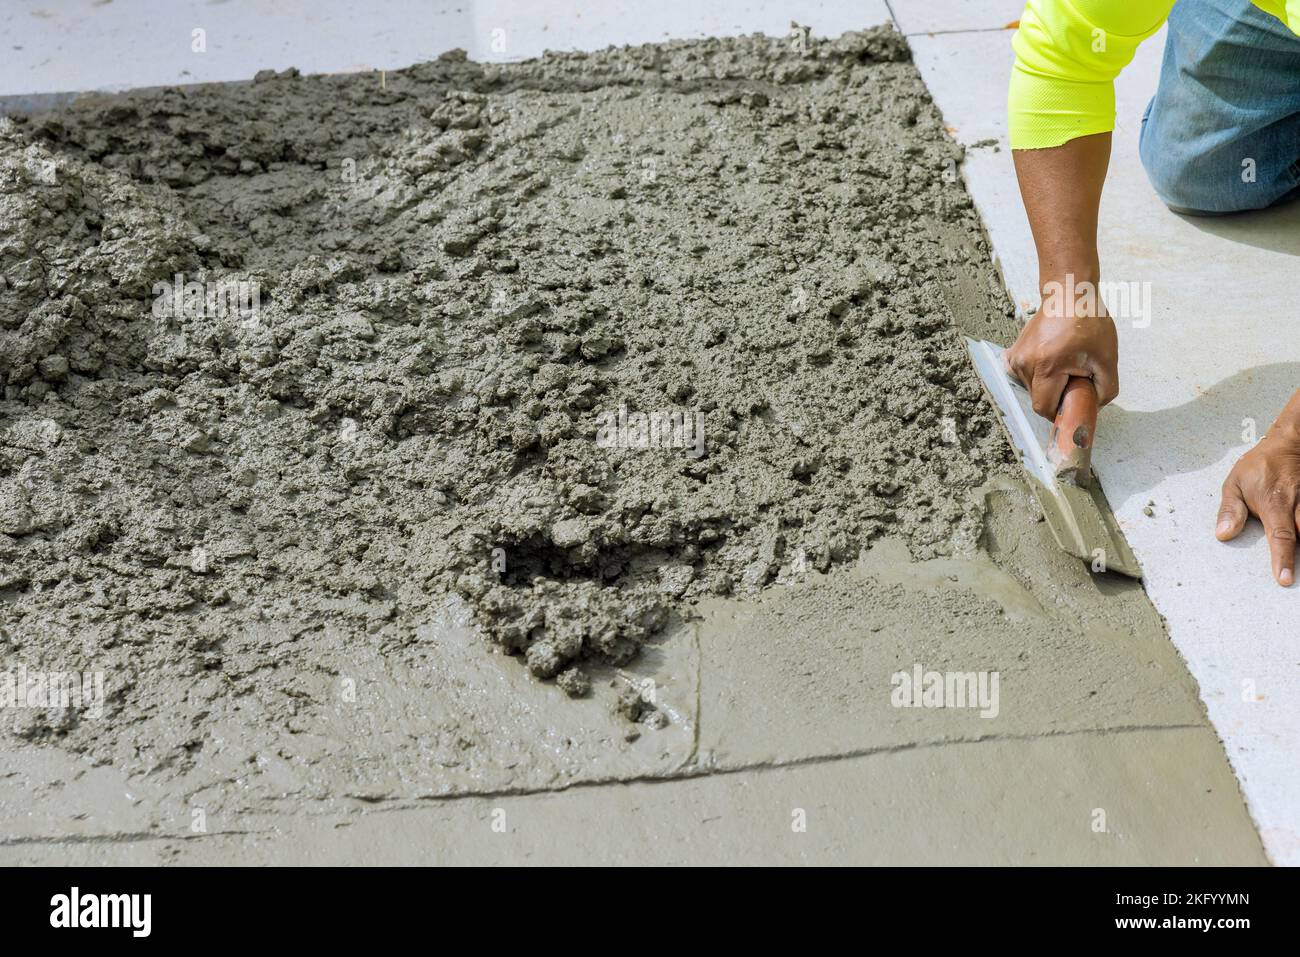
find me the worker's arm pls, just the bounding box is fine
[1002,0,1173,417]
[1007,0,1300,585]
[1004,132,1117,418]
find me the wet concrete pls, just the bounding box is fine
[0,726,1262,865]
[0,472,1266,863]
[1,25,1010,776]
[0,27,1266,863]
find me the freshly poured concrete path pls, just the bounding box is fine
[901,0,1300,865]
[0,496,1267,864]
[0,0,1272,865]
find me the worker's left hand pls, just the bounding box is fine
[1216,406,1300,587]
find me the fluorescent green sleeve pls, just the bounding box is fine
[1008,0,1173,150]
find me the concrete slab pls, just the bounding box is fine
[0,0,892,97]
[0,599,701,836]
[3,477,1264,865]
[471,0,893,61]
[694,480,1208,770]
[888,0,1026,36]
[911,20,1300,864]
[910,29,1018,149]
[0,727,1263,865]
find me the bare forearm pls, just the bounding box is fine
[1012,132,1111,286]
[1003,132,1118,417]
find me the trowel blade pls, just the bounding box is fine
[964,337,1142,579]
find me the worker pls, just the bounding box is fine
[1003,0,1300,585]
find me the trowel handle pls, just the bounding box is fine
[1049,376,1097,481]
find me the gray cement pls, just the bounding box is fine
[0,483,1266,863]
[0,27,1266,864]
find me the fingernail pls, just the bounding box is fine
[1282,568,1294,587]
[1216,519,1231,537]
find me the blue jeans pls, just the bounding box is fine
[1139,0,1300,214]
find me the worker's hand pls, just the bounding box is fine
[1003,279,1119,420]
[1216,408,1300,587]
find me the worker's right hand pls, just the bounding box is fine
[1003,278,1119,421]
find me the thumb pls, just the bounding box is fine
[1215,480,1249,541]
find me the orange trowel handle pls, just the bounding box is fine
[1049,376,1097,482]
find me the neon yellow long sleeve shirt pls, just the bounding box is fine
[1008,0,1300,149]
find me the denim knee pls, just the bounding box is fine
[1139,0,1300,215]
[1140,109,1300,215]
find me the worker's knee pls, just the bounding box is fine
[1137,0,1300,215]
[1139,113,1300,215]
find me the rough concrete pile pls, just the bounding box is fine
[0,27,1013,769]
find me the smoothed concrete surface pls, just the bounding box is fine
[0,481,1265,865]
[0,727,1263,865]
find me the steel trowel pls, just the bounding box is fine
[965,338,1141,579]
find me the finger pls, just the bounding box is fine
[1028,370,1069,420]
[1215,480,1248,541]
[1258,501,1296,586]
[1090,366,1119,407]
[1003,348,1027,387]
